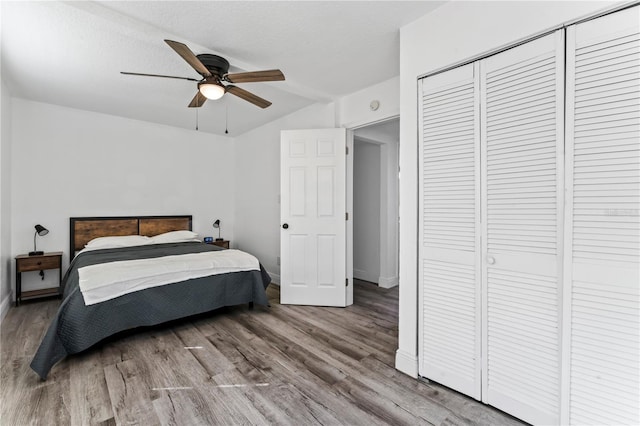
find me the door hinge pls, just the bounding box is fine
[346,212,349,220]
[346,146,349,155]
[346,278,349,287]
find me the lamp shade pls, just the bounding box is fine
[35,224,49,236]
[213,219,222,241]
[199,82,225,100]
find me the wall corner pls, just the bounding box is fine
[0,290,13,323]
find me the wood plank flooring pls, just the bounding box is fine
[0,281,524,425]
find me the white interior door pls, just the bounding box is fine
[280,128,352,307]
[563,7,640,425]
[418,63,482,400]
[480,30,564,426]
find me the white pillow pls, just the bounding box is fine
[150,230,200,244]
[85,235,151,249]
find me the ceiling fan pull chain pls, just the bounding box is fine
[225,106,229,134]
[195,108,199,131]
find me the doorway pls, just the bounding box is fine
[352,118,399,288]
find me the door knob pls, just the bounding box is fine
[282,223,289,229]
[487,256,495,265]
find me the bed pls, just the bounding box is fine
[30,215,271,379]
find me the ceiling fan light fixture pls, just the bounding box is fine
[198,81,225,100]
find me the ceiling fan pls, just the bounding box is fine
[121,40,285,109]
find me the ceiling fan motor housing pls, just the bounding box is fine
[196,54,230,76]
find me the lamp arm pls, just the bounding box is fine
[33,230,38,253]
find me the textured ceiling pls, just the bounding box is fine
[1,1,443,136]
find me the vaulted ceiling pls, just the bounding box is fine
[1,1,444,136]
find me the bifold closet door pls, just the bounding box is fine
[564,7,640,425]
[480,30,564,425]
[418,63,481,399]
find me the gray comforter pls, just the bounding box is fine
[31,242,270,379]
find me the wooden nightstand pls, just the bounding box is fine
[15,252,63,306]
[208,240,230,249]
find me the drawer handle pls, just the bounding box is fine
[37,262,42,266]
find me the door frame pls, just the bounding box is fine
[346,115,400,291]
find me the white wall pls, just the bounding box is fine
[337,76,399,128]
[10,99,236,293]
[0,1,13,321]
[0,78,13,319]
[4,73,398,302]
[233,102,336,283]
[233,75,400,286]
[396,0,617,377]
[353,139,381,283]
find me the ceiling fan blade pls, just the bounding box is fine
[164,39,211,77]
[226,85,272,109]
[223,69,285,83]
[120,71,199,82]
[188,91,207,108]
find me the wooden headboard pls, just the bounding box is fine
[70,215,192,258]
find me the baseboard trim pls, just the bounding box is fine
[0,291,13,324]
[378,275,398,288]
[354,268,378,284]
[267,271,280,286]
[395,349,418,378]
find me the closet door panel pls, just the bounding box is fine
[564,7,640,425]
[418,63,481,399]
[480,31,564,426]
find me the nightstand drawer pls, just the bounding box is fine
[208,240,230,249]
[17,256,61,272]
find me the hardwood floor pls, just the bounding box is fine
[1,281,523,425]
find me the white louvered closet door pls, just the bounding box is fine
[564,7,640,425]
[418,63,481,399]
[480,31,564,425]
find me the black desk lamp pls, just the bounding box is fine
[213,219,222,241]
[29,224,49,256]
